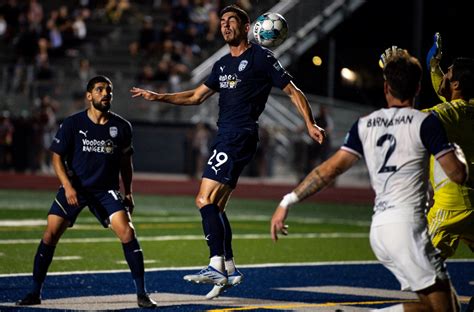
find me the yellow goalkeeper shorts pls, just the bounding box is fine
[427,207,474,258]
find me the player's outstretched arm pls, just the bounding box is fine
[52,152,79,207]
[271,150,358,241]
[130,84,215,106]
[426,32,446,103]
[283,81,325,144]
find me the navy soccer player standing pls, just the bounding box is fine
[130,4,325,299]
[17,76,158,308]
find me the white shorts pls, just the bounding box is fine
[370,220,448,291]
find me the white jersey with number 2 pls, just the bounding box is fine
[342,107,454,226]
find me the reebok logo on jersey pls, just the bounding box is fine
[211,166,221,175]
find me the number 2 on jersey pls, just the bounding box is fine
[377,134,397,173]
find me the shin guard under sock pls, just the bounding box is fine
[200,204,225,257]
[122,239,146,295]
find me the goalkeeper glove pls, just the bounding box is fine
[426,32,442,71]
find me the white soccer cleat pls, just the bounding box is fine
[205,269,243,300]
[183,266,228,286]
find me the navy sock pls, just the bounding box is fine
[200,204,225,257]
[220,212,234,260]
[122,239,146,295]
[32,240,56,295]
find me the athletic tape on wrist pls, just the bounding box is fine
[279,192,299,209]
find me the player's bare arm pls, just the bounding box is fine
[51,152,79,207]
[120,153,135,213]
[283,81,325,144]
[130,84,215,106]
[271,150,358,241]
[437,150,468,185]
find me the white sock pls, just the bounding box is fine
[371,303,404,312]
[209,256,225,273]
[225,258,236,275]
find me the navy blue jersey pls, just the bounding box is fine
[50,110,133,191]
[205,43,292,130]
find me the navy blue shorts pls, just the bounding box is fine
[49,187,126,228]
[202,128,258,188]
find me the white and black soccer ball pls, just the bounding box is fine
[252,12,288,48]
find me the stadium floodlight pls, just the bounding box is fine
[340,67,357,83]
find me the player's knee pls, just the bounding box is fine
[117,225,136,243]
[195,195,211,208]
[42,230,62,245]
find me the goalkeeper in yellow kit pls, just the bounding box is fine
[423,33,474,260]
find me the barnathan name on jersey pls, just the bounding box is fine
[366,115,414,128]
[82,138,115,154]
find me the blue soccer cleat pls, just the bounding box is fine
[183,266,228,286]
[205,269,243,299]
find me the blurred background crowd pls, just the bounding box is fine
[0,0,471,186]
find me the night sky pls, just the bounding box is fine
[289,0,473,109]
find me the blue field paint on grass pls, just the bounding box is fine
[1,261,472,311]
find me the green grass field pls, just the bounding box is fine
[0,189,472,275]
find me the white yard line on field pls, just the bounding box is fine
[0,216,371,227]
[0,232,369,245]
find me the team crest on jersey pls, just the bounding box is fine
[109,126,118,138]
[238,60,248,71]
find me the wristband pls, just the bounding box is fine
[279,192,299,209]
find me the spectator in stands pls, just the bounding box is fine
[190,0,218,42]
[191,121,211,178]
[72,8,88,45]
[77,58,96,86]
[307,105,333,170]
[136,63,157,90]
[105,0,131,24]
[128,15,156,58]
[35,95,59,173]
[34,53,55,97]
[0,0,22,43]
[0,14,7,39]
[26,0,43,29]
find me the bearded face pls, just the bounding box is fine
[88,82,113,112]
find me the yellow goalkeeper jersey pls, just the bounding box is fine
[424,98,474,210]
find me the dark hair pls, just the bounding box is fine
[219,4,250,24]
[383,52,422,101]
[451,57,474,99]
[86,75,112,92]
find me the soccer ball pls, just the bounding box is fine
[252,12,288,48]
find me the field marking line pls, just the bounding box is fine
[0,216,371,227]
[206,299,417,311]
[0,232,369,245]
[0,259,471,278]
